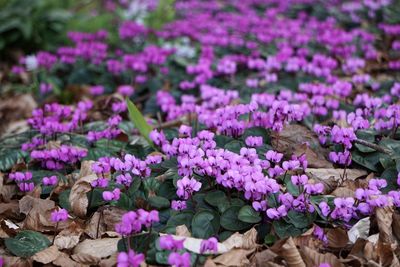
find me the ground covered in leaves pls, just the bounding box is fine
[1,0,400,266]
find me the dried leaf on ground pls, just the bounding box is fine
[0,200,22,220]
[280,237,306,267]
[392,212,400,242]
[32,245,60,264]
[222,228,258,251]
[54,221,83,250]
[99,253,118,267]
[73,238,120,259]
[348,217,371,244]
[306,168,367,182]
[69,173,97,218]
[212,248,254,266]
[176,224,191,237]
[53,252,80,267]
[331,187,356,198]
[2,255,32,267]
[71,253,101,265]
[251,249,279,267]
[327,228,349,248]
[19,195,69,232]
[376,206,395,244]
[301,246,344,267]
[293,226,322,249]
[85,207,125,238]
[271,124,331,168]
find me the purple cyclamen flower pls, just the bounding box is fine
[291,174,308,186]
[43,175,58,186]
[117,85,135,97]
[265,150,283,163]
[266,205,287,220]
[313,226,328,245]
[176,176,201,200]
[51,209,68,222]
[168,252,191,267]
[159,235,185,251]
[200,237,218,254]
[117,249,144,267]
[102,188,121,201]
[319,201,330,217]
[245,136,263,147]
[171,200,187,211]
[179,125,192,137]
[18,182,35,192]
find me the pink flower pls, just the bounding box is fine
[171,200,187,211]
[43,175,58,186]
[117,249,144,267]
[159,235,185,251]
[200,237,218,254]
[51,209,68,223]
[176,176,201,200]
[18,182,35,192]
[168,252,191,267]
[117,85,135,97]
[102,188,121,201]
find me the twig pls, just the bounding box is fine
[354,139,392,154]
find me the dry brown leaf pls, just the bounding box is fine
[32,245,60,264]
[73,238,120,259]
[69,173,97,218]
[54,221,83,250]
[71,253,101,265]
[213,248,254,266]
[293,226,322,249]
[0,183,17,202]
[306,168,367,182]
[294,143,333,168]
[280,237,306,267]
[204,258,219,267]
[327,228,349,248]
[301,246,344,267]
[19,195,69,232]
[251,249,279,267]
[348,217,371,244]
[376,206,395,244]
[79,160,96,177]
[222,228,258,251]
[0,200,22,220]
[176,224,191,237]
[2,255,33,267]
[376,240,397,266]
[52,252,80,267]
[392,212,400,242]
[85,207,125,238]
[99,253,118,267]
[331,187,356,198]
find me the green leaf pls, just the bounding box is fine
[221,206,252,231]
[148,196,170,209]
[167,211,194,229]
[351,151,379,172]
[5,230,51,257]
[59,189,71,211]
[126,99,154,147]
[272,220,303,239]
[0,149,28,171]
[191,210,220,239]
[286,210,314,228]
[224,140,244,154]
[238,205,262,223]
[204,190,228,207]
[117,233,158,253]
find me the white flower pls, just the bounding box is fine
[25,55,38,71]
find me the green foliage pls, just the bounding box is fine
[191,210,220,238]
[0,0,71,56]
[127,99,155,147]
[220,206,252,231]
[238,205,262,224]
[5,230,51,257]
[144,0,176,30]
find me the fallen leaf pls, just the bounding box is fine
[54,221,83,250]
[32,245,60,264]
[73,238,120,259]
[71,253,100,265]
[251,249,278,267]
[85,207,125,239]
[392,212,400,242]
[293,226,322,249]
[53,252,80,267]
[0,200,22,220]
[280,237,306,267]
[306,168,367,182]
[19,195,69,232]
[69,173,97,218]
[348,217,371,244]
[300,246,344,267]
[222,228,258,251]
[176,224,191,237]
[376,206,395,244]
[294,143,333,168]
[99,253,118,267]
[331,187,355,198]
[327,228,349,248]
[2,255,32,267]
[213,248,254,266]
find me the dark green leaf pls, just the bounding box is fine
[148,196,170,209]
[5,230,51,257]
[220,206,252,231]
[191,210,220,239]
[238,205,262,223]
